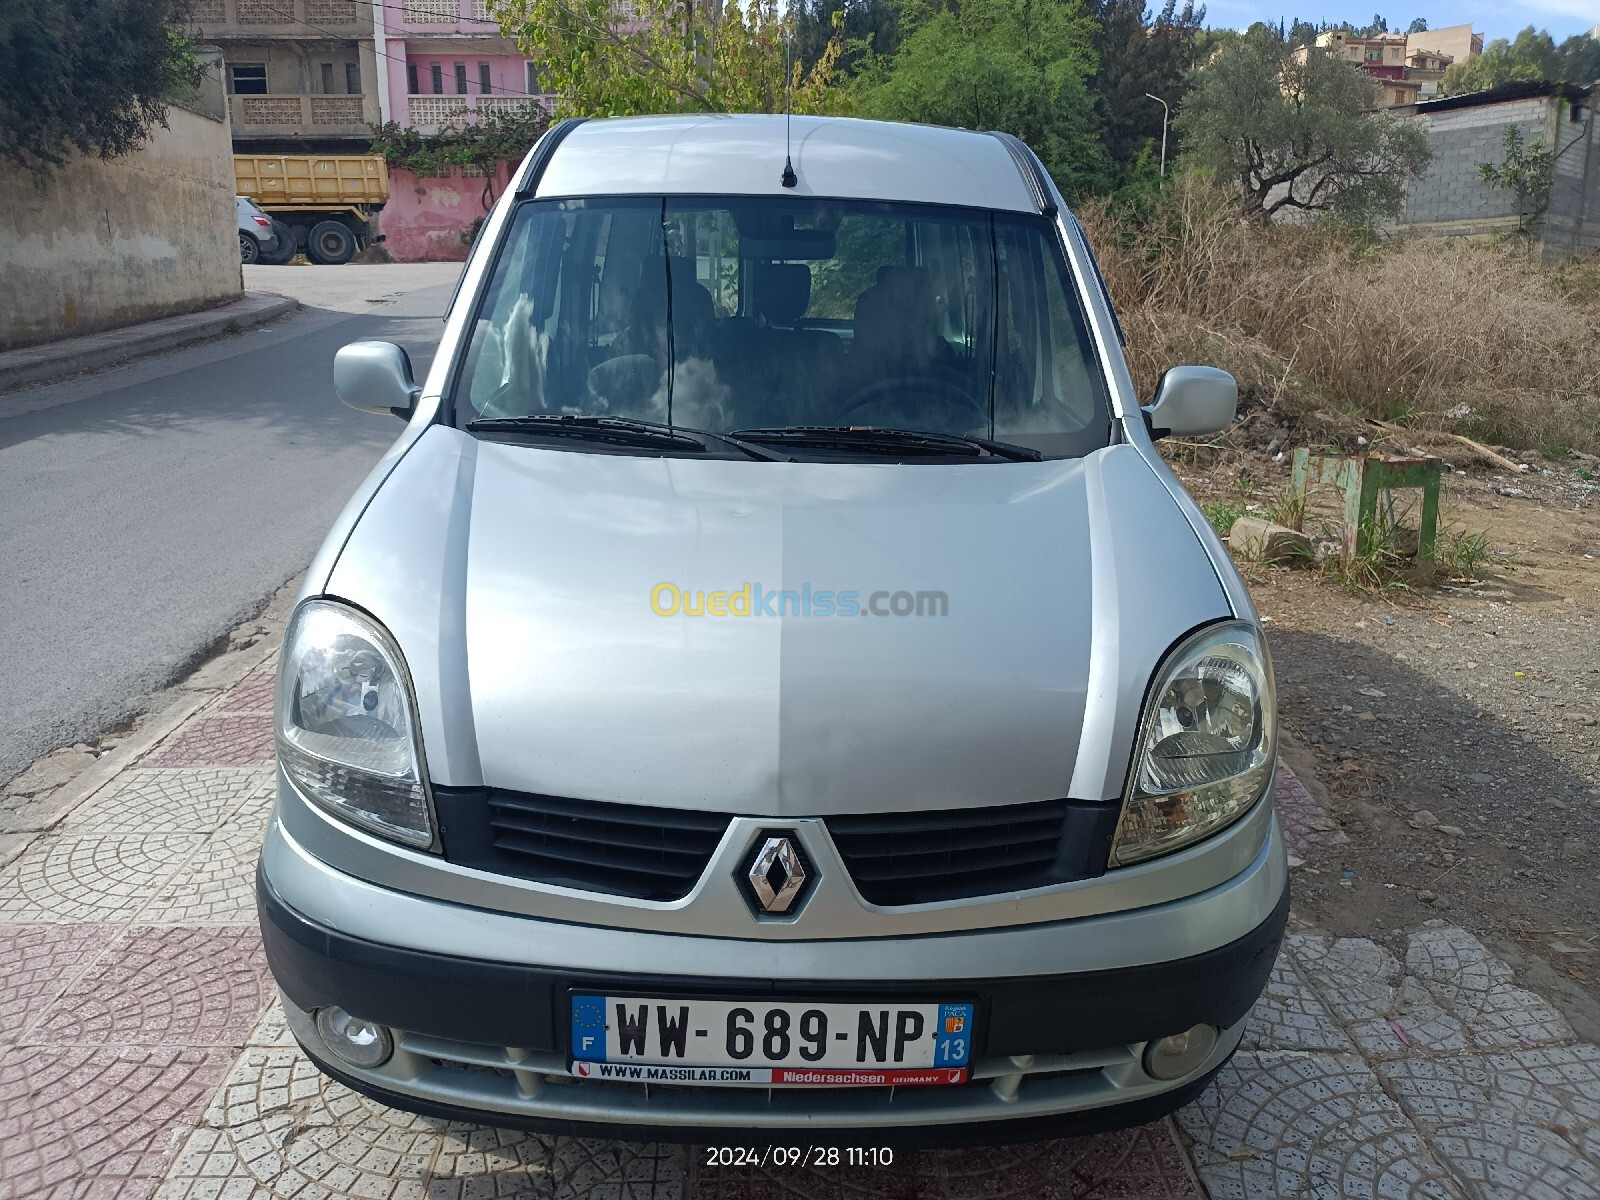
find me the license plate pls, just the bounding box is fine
[569,994,975,1086]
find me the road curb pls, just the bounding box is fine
[6,634,283,838]
[0,292,299,392]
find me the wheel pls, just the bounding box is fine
[239,232,260,264]
[260,220,297,265]
[307,220,357,265]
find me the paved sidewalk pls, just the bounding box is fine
[0,294,297,392]
[2,661,1596,1199]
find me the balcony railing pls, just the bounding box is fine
[406,93,551,131]
[229,92,374,136]
[189,0,372,35]
[398,0,499,25]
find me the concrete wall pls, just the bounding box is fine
[381,164,514,260]
[1399,96,1555,235]
[1407,23,1479,67]
[0,105,242,351]
[220,40,380,142]
[1546,105,1600,260]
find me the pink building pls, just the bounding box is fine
[377,0,552,260]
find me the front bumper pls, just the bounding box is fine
[257,813,1288,1143]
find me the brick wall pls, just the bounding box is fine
[1545,104,1600,259]
[1399,97,1552,230]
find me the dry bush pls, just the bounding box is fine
[1076,174,1600,455]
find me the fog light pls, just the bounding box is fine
[315,1007,393,1069]
[1142,1024,1218,1081]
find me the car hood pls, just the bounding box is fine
[323,428,1233,813]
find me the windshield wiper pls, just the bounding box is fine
[466,414,787,460]
[728,426,1043,462]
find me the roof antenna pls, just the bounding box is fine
[780,26,797,188]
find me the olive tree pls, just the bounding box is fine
[1174,24,1430,223]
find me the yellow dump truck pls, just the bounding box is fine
[235,155,389,265]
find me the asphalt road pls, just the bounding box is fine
[0,268,458,785]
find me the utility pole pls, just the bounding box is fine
[1146,92,1170,181]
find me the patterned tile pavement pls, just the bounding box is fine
[29,926,274,1046]
[145,714,275,768]
[0,924,122,1045]
[0,1046,234,1199]
[2,672,1597,1200]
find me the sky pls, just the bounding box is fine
[1200,0,1599,43]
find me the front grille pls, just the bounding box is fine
[825,800,1069,906]
[436,789,730,901]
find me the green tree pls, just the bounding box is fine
[792,0,899,75]
[1439,26,1600,96]
[494,0,846,117]
[852,0,1108,195]
[1559,32,1600,83]
[1084,0,1206,178]
[1479,123,1555,230]
[1174,24,1430,222]
[0,0,201,173]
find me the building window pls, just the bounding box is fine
[346,62,361,93]
[229,62,268,94]
[407,61,419,94]
[454,62,468,94]
[321,62,335,93]
[525,60,548,95]
[479,62,492,94]
[430,62,443,93]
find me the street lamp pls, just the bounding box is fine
[1146,92,1170,180]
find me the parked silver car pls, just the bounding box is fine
[236,195,277,264]
[259,115,1287,1145]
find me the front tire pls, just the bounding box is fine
[307,220,356,266]
[239,232,260,264]
[260,220,297,265]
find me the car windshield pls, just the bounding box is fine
[454,196,1111,458]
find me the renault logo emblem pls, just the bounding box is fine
[747,835,807,914]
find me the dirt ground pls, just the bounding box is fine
[1173,431,1600,1042]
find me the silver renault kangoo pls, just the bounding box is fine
[259,114,1288,1146]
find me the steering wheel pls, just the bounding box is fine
[835,372,988,433]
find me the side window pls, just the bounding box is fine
[466,208,553,416]
[991,218,1103,435]
[1041,246,1097,429]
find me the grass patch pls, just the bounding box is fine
[1264,484,1307,531]
[1434,528,1502,581]
[1076,176,1600,456]
[1201,500,1247,537]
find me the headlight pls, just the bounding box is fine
[276,600,436,849]
[1109,621,1275,867]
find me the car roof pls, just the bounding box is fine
[532,115,1042,213]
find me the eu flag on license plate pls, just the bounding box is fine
[571,994,607,1061]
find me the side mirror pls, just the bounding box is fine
[1142,366,1237,439]
[334,340,422,419]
